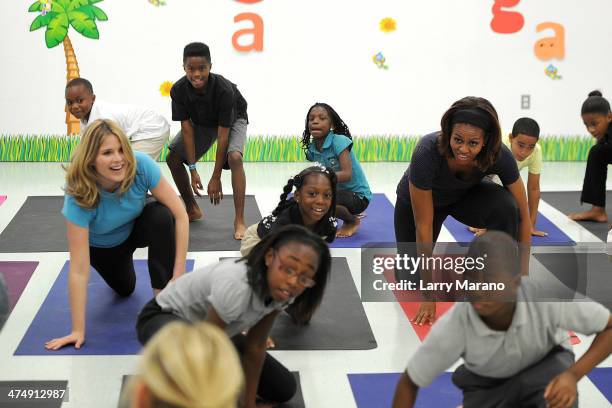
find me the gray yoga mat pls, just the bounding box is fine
[118,373,305,407]
[189,195,262,251]
[0,196,67,252]
[541,191,612,242]
[273,257,377,350]
[221,257,377,350]
[0,195,261,253]
[533,252,612,311]
[271,257,377,350]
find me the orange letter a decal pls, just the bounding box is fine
[232,13,264,52]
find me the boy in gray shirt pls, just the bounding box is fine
[393,232,612,408]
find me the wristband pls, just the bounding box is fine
[188,163,197,171]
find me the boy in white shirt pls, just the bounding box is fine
[65,78,170,161]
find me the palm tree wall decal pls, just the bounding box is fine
[28,0,108,135]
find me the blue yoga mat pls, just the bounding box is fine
[443,212,575,246]
[15,259,194,355]
[331,193,396,248]
[588,368,612,404]
[348,372,461,408]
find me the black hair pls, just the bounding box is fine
[65,77,93,94]
[245,225,331,324]
[301,103,352,154]
[511,117,540,139]
[581,90,611,115]
[466,231,520,282]
[273,165,337,219]
[183,42,211,64]
[438,96,502,172]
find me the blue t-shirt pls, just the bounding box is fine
[306,132,372,201]
[62,152,162,248]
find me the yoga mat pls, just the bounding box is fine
[533,253,612,310]
[330,194,396,248]
[541,191,612,242]
[0,195,262,253]
[587,368,612,404]
[189,195,262,251]
[15,259,194,355]
[222,257,377,350]
[443,213,576,246]
[118,373,305,408]
[0,195,6,206]
[0,196,67,252]
[0,381,68,407]
[348,372,461,408]
[0,261,38,311]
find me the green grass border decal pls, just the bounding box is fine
[0,135,595,162]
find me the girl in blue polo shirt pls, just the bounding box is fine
[45,119,189,351]
[300,102,372,238]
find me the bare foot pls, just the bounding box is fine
[336,218,360,238]
[187,204,203,222]
[568,207,608,223]
[234,220,247,240]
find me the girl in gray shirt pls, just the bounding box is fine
[136,225,331,407]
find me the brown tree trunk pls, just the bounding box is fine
[63,35,80,135]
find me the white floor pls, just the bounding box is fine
[0,161,610,408]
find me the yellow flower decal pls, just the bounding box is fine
[379,17,396,33]
[159,81,173,97]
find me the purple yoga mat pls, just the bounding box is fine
[0,261,38,311]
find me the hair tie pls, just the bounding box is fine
[312,162,330,174]
[293,175,302,187]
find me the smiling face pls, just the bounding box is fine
[93,133,127,191]
[582,112,612,141]
[294,173,333,227]
[449,123,486,164]
[265,242,319,302]
[509,133,538,162]
[65,84,95,120]
[183,56,211,91]
[308,106,333,144]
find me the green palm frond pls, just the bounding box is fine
[28,0,107,48]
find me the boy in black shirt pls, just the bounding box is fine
[167,42,249,240]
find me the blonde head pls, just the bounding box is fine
[124,322,243,408]
[65,119,136,209]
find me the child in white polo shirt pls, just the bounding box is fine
[65,78,170,161]
[393,231,612,408]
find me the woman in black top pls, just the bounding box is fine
[394,96,531,325]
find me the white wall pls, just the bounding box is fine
[1,0,611,137]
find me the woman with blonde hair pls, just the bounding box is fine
[45,119,189,351]
[122,321,243,408]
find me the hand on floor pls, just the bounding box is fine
[411,302,436,326]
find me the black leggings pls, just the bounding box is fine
[136,298,297,403]
[89,201,176,295]
[580,142,612,207]
[394,181,519,281]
